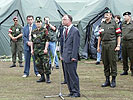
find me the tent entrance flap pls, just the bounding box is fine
[81,7,110,59]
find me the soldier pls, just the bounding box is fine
[120,12,133,76]
[97,10,121,88]
[8,16,23,68]
[31,16,51,83]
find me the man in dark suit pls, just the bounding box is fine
[22,15,40,77]
[62,15,80,97]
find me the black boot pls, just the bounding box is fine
[120,71,128,75]
[10,63,16,68]
[110,76,116,88]
[36,74,45,83]
[131,71,133,76]
[101,76,110,87]
[46,74,51,83]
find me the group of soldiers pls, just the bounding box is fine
[8,10,133,98]
[8,16,58,83]
[98,10,133,88]
[8,14,81,97]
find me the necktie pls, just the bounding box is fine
[65,28,68,38]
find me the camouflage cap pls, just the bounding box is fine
[35,16,42,22]
[123,12,131,16]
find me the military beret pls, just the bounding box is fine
[123,12,131,16]
[104,10,112,14]
[13,16,18,20]
[35,16,42,22]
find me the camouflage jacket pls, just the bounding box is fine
[31,27,49,55]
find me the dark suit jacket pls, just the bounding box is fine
[23,24,36,51]
[62,25,80,63]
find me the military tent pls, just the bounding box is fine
[0,0,133,58]
[0,0,66,56]
[71,0,133,59]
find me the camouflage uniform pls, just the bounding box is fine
[31,27,51,75]
[9,24,23,65]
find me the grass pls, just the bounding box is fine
[0,60,133,100]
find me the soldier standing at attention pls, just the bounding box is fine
[97,10,121,88]
[8,16,23,68]
[31,16,51,83]
[120,12,133,76]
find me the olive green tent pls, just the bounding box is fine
[56,0,133,59]
[74,0,133,59]
[0,0,66,56]
[0,0,133,57]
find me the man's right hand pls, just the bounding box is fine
[27,41,32,46]
[60,56,63,61]
[12,37,17,42]
[31,50,34,55]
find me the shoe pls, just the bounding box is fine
[131,71,133,76]
[36,74,41,77]
[61,81,67,84]
[120,71,128,75]
[22,74,28,78]
[36,78,45,82]
[67,93,73,97]
[46,74,51,83]
[96,62,100,65]
[71,93,80,98]
[110,76,116,88]
[37,74,45,83]
[56,66,59,69]
[101,76,110,87]
[19,63,23,67]
[10,64,16,68]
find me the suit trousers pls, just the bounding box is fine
[24,50,39,76]
[64,61,80,94]
[61,61,67,82]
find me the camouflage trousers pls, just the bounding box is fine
[34,50,51,75]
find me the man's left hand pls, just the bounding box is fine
[71,58,76,61]
[44,49,48,54]
[115,46,120,51]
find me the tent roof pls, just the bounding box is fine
[56,0,87,16]
[0,0,66,23]
[0,0,66,56]
[1,0,133,56]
